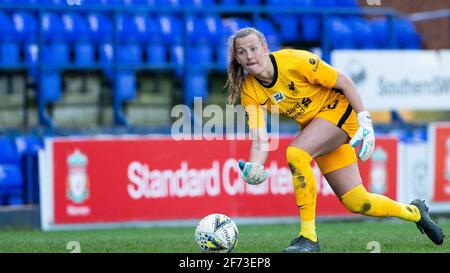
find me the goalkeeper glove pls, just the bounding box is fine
[350,111,375,162]
[238,160,270,185]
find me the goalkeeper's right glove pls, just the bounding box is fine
[350,111,375,162]
[238,160,270,185]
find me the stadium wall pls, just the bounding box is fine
[36,135,397,230]
[36,124,450,231]
[359,0,450,49]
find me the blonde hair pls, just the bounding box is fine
[225,27,268,105]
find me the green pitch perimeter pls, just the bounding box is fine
[0,219,449,253]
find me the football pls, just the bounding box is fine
[194,213,239,253]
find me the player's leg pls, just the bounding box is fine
[314,93,422,223]
[284,117,348,253]
[321,151,445,245]
[324,162,420,220]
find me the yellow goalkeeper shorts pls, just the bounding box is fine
[314,91,358,174]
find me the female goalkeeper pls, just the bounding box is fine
[227,27,444,253]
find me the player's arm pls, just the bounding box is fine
[297,50,364,113]
[334,72,375,162]
[249,126,269,164]
[299,51,375,161]
[333,72,365,113]
[239,93,270,185]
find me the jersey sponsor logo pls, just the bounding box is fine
[272,91,285,103]
[302,97,312,108]
[284,97,313,120]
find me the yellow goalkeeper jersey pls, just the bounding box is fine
[241,49,340,129]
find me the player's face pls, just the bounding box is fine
[234,34,269,76]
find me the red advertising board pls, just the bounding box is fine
[432,124,450,201]
[45,136,398,226]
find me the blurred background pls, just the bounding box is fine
[0,0,449,232]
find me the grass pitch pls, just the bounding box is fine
[0,219,449,253]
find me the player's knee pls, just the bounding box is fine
[340,184,371,214]
[286,146,312,174]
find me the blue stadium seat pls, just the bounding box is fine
[12,12,37,43]
[217,44,227,67]
[131,15,166,65]
[314,0,336,7]
[15,135,43,157]
[87,13,113,44]
[119,0,156,6]
[181,0,215,8]
[0,164,24,205]
[0,137,20,165]
[49,0,68,4]
[38,70,61,127]
[87,13,114,77]
[85,13,140,125]
[371,18,389,48]
[38,12,68,126]
[12,11,38,77]
[118,44,142,65]
[0,11,20,66]
[337,0,358,7]
[158,16,183,66]
[0,137,21,204]
[188,44,213,67]
[186,16,211,45]
[328,16,354,49]
[99,43,114,79]
[185,16,217,66]
[300,14,321,42]
[395,19,421,49]
[113,70,136,125]
[221,17,252,42]
[219,0,239,5]
[83,0,118,5]
[218,18,251,66]
[204,15,223,46]
[267,0,300,43]
[184,70,207,106]
[41,12,69,65]
[15,135,43,204]
[146,43,166,66]
[8,0,40,4]
[256,18,281,51]
[243,0,260,5]
[117,15,142,65]
[288,0,321,42]
[24,44,39,79]
[62,13,95,65]
[349,17,376,49]
[148,0,180,7]
[159,15,183,46]
[170,45,184,75]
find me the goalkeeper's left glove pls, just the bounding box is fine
[238,160,270,185]
[350,111,375,162]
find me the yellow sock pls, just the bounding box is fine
[286,146,318,242]
[299,219,317,242]
[341,184,420,222]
